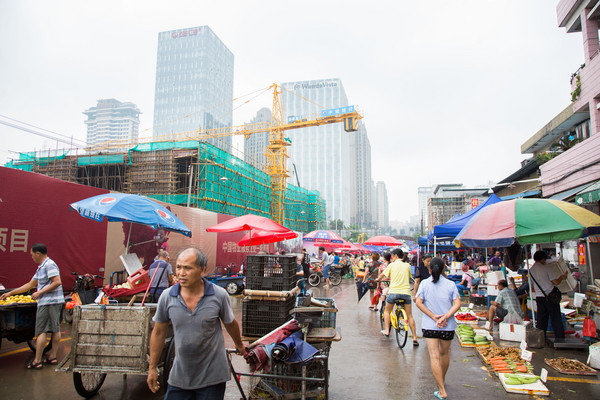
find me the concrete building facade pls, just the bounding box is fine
[374,181,389,229]
[83,99,140,149]
[153,26,233,150]
[243,107,271,170]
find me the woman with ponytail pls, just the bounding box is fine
[415,257,461,400]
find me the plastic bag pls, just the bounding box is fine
[503,311,523,325]
[583,316,597,338]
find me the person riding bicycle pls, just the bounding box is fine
[378,248,419,346]
[317,246,333,288]
[370,252,391,310]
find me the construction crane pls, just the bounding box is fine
[92,83,363,225]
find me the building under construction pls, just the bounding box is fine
[6,140,326,232]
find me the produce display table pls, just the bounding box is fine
[0,302,40,351]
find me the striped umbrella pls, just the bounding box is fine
[454,198,600,248]
[302,230,344,243]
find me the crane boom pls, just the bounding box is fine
[88,83,363,225]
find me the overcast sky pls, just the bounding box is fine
[0,1,584,222]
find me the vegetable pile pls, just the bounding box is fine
[0,295,37,305]
[455,312,478,321]
[503,374,540,386]
[457,325,490,345]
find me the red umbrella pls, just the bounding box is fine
[364,235,402,246]
[206,213,291,233]
[238,230,298,246]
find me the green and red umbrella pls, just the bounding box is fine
[454,198,600,248]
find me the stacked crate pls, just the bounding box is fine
[242,255,298,337]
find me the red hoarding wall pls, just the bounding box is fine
[0,167,109,289]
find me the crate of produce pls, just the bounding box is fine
[245,255,298,291]
[294,297,337,329]
[242,297,295,337]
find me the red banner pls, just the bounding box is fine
[0,167,109,289]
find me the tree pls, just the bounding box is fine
[328,219,344,231]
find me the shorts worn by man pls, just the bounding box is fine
[147,248,245,400]
[0,243,65,369]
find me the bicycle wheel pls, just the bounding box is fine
[308,273,320,287]
[73,372,107,398]
[329,272,342,286]
[395,308,408,349]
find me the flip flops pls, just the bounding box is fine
[413,340,419,347]
[27,361,43,370]
[380,330,389,337]
[433,390,447,399]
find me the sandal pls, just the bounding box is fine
[45,357,58,365]
[27,361,43,370]
[380,330,389,337]
[413,340,420,347]
[434,390,447,399]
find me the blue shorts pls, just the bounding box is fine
[386,293,412,305]
[323,264,330,279]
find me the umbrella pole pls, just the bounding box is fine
[524,245,536,328]
[126,222,133,254]
[586,237,595,284]
[434,236,437,257]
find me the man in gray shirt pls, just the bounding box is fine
[147,247,245,399]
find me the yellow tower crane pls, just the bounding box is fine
[103,83,363,225]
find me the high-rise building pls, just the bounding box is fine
[374,181,389,229]
[83,99,140,149]
[417,186,433,233]
[153,26,233,150]
[243,107,271,170]
[280,78,353,223]
[349,121,373,227]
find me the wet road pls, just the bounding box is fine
[1,279,599,399]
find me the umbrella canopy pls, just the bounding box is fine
[206,213,290,233]
[454,198,600,248]
[433,194,502,240]
[70,193,191,237]
[238,230,298,246]
[303,230,344,243]
[364,235,402,246]
[356,280,370,302]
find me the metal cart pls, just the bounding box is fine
[0,302,52,353]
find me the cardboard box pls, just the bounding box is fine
[546,257,577,293]
[499,321,531,342]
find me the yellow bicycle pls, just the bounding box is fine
[380,297,409,348]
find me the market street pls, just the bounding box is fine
[0,279,598,399]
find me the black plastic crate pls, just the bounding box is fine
[258,355,329,395]
[245,255,298,291]
[294,297,337,329]
[242,297,295,337]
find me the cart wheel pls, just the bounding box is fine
[73,372,107,398]
[308,273,320,287]
[225,281,240,295]
[26,338,52,354]
[162,340,175,389]
[64,308,73,323]
[330,272,342,286]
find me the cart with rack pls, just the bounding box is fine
[56,303,174,398]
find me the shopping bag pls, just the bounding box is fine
[583,316,597,338]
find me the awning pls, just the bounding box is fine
[575,180,600,204]
[549,182,596,201]
[500,189,540,201]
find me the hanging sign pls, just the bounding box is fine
[578,243,586,265]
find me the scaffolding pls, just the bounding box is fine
[6,140,325,232]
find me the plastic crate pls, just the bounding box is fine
[245,255,298,291]
[242,297,295,337]
[295,297,337,329]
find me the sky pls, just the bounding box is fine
[0,1,584,223]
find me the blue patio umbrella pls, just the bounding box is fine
[70,193,192,248]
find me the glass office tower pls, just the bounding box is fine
[281,78,352,224]
[153,26,233,150]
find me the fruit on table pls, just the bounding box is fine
[0,295,37,305]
